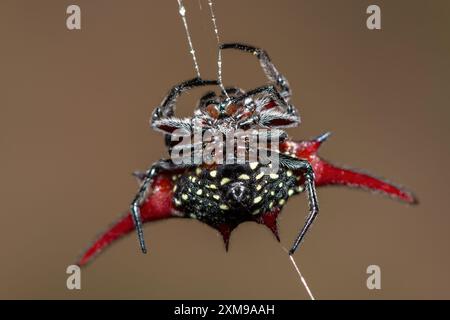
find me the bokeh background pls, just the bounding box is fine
[0,0,449,299]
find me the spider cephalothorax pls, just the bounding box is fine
[77,43,417,266]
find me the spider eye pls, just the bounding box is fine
[206,104,220,119]
[225,104,239,116]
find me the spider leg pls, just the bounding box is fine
[236,85,286,109]
[258,108,300,128]
[130,159,184,253]
[151,77,218,123]
[291,168,318,255]
[220,43,292,101]
[223,86,246,97]
[235,85,299,128]
[277,154,319,255]
[152,117,193,135]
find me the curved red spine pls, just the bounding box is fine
[280,133,417,204]
[77,174,176,266]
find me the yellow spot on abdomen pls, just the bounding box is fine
[253,196,262,204]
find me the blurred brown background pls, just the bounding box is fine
[0,0,449,299]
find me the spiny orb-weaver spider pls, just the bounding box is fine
[78,43,417,266]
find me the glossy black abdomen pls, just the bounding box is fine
[172,162,303,227]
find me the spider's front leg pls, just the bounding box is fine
[220,43,292,101]
[152,77,218,120]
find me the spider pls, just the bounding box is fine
[77,43,417,266]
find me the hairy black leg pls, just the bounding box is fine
[220,43,291,101]
[223,86,246,97]
[277,154,319,255]
[237,85,297,115]
[130,159,180,253]
[152,78,219,135]
[151,77,218,123]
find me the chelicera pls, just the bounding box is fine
[78,43,417,266]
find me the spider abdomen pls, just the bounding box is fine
[172,163,303,227]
